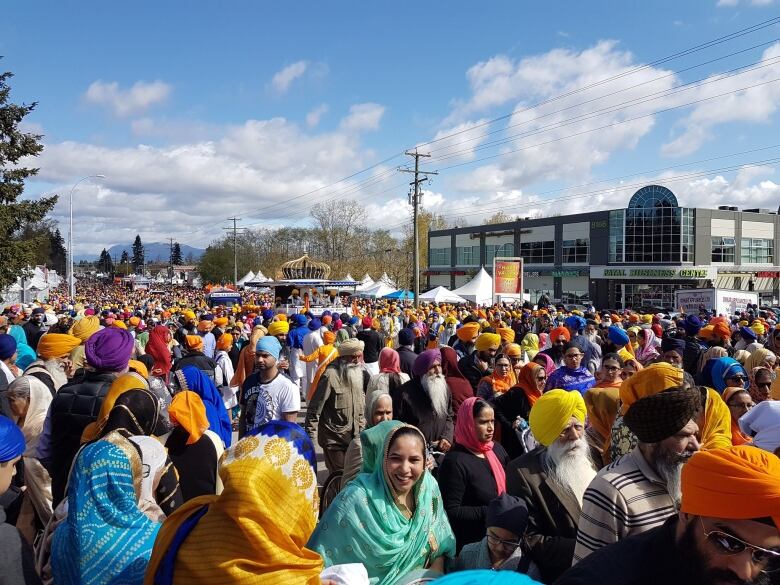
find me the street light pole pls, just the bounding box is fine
[68,174,105,300]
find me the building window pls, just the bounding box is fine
[620,283,693,310]
[486,243,515,265]
[741,238,774,264]
[456,245,480,266]
[429,247,451,266]
[562,239,589,263]
[520,240,555,264]
[711,237,735,263]
[609,210,624,263]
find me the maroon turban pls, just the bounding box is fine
[85,327,134,372]
[412,349,442,377]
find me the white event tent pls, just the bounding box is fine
[451,267,493,305]
[419,286,468,304]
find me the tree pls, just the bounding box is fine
[120,250,129,265]
[49,228,66,274]
[0,67,57,293]
[98,249,113,275]
[170,242,183,265]
[485,211,514,224]
[131,235,144,272]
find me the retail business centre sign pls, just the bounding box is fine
[590,266,717,280]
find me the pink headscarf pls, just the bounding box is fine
[533,352,556,377]
[454,397,506,496]
[379,347,401,374]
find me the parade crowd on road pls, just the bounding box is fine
[0,282,778,585]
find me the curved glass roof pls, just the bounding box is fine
[628,185,678,209]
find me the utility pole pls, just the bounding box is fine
[224,218,244,287]
[400,150,437,308]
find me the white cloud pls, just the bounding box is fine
[270,61,309,93]
[83,80,171,117]
[31,106,387,255]
[718,0,774,5]
[340,103,385,132]
[306,103,329,128]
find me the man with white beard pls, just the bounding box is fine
[573,379,702,564]
[305,338,369,475]
[506,389,594,584]
[394,349,454,454]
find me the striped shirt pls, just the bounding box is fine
[572,446,676,564]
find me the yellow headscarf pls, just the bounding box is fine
[520,333,539,360]
[744,347,775,373]
[80,372,148,443]
[529,389,586,447]
[144,427,323,584]
[699,388,733,451]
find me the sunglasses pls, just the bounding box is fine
[700,518,780,573]
[727,375,748,382]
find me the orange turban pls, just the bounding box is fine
[217,333,233,351]
[610,314,620,323]
[70,315,100,342]
[323,331,336,345]
[185,335,204,352]
[128,316,141,327]
[549,326,571,343]
[497,327,515,344]
[214,317,228,328]
[699,325,715,340]
[456,322,480,342]
[629,314,639,323]
[681,445,780,529]
[712,322,732,340]
[276,314,288,321]
[168,390,209,445]
[504,343,522,358]
[475,333,501,352]
[37,333,81,359]
[619,362,684,415]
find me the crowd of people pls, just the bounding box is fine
[0,284,778,584]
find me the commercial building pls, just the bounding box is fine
[426,185,780,309]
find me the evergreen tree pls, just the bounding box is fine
[0,67,57,293]
[120,250,129,264]
[171,242,183,265]
[98,248,113,274]
[131,235,144,272]
[49,228,67,274]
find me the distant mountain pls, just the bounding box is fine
[74,242,205,264]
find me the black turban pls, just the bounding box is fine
[624,386,702,443]
[660,337,686,356]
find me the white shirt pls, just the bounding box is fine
[251,372,300,428]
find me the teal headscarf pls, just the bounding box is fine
[431,569,543,584]
[309,423,455,585]
[8,325,36,370]
[51,439,160,585]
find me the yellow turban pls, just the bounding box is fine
[456,322,480,342]
[267,321,290,336]
[183,309,196,321]
[497,327,515,344]
[529,389,587,447]
[70,316,100,343]
[619,362,684,415]
[128,359,149,380]
[751,322,766,336]
[475,333,501,352]
[681,445,780,529]
[112,320,127,330]
[37,333,81,359]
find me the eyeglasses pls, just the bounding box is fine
[602,365,620,372]
[727,375,748,383]
[700,518,780,573]
[487,533,522,549]
[564,353,583,359]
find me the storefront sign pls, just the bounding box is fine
[493,257,524,300]
[591,265,717,280]
[590,220,608,229]
[756,271,780,278]
[552,269,589,278]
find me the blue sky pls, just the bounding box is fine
[3,1,780,255]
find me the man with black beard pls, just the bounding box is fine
[304,338,369,475]
[506,389,597,583]
[573,381,702,563]
[556,446,780,585]
[394,349,453,453]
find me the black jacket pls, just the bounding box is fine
[396,346,417,378]
[458,353,491,391]
[22,321,44,351]
[172,352,218,386]
[356,329,383,364]
[48,371,117,505]
[393,378,454,446]
[491,387,534,459]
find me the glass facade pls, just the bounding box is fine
[486,242,515,265]
[711,237,735,263]
[741,238,774,263]
[609,210,624,263]
[620,283,694,309]
[562,239,589,263]
[429,247,451,266]
[456,245,480,266]
[616,185,695,263]
[519,241,555,264]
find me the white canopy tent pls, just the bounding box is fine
[419,286,468,304]
[358,282,397,299]
[1,266,63,303]
[237,270,256,286]
[355,275,376,292]
[253,270,271,282]
[343,273,356,282]
[451,267,493,305]
[378,272,396,288]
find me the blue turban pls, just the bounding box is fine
[309,318,322,331]
[0,414,25,462]
[291,314,307,328]
[564,315,586,332]
[432,569,543,584]
[683,315,702,336]
[253,317,262,327]
[262,309,275,321]
[256,336,282,361]
[349,316,359,326]
[739,326,757,341]
[608,325,630,347]
[0,334,17,361]
[322,310,331,317]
